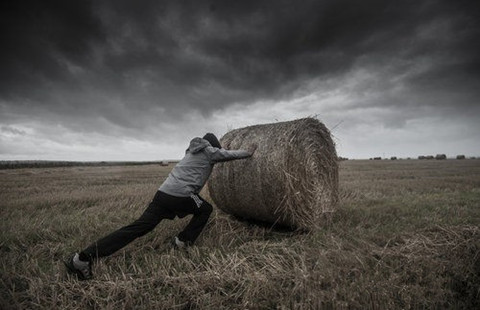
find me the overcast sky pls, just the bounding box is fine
[1,0,479,161]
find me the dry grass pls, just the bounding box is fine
[209,118,338,230]
[1,160,479,309]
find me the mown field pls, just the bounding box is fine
[1,160,479,309]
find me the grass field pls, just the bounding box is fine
[1,160,479,309]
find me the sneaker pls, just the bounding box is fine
[172,237,193,250]
[174,236,186,249]
[64,253,93,280]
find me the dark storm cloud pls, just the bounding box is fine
[1,0,479,130]
[0,0,105,99]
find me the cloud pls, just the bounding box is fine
[1,0,479,159]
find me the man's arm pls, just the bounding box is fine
[207,145,256,163]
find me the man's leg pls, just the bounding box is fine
[176,194,213,245]
[80,191,170,260]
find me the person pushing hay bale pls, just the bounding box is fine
[208,117,339,230]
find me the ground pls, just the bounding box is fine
[1,160,479,309]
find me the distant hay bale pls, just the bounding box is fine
[159,160,169,166]
[435,154,447,160]
[208,118,338,230]
[456,155,465,160]
[390,156,397,160]
[373,157,382,160]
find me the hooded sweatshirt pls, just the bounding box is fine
[159,137,251,197]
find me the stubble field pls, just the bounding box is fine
[1,159,479,309]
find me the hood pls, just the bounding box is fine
[188,137,211,154]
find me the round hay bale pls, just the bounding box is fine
[208,118,338,230]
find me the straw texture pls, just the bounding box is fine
[208,118,338,230]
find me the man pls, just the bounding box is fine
[65,133,254,280]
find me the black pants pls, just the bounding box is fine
[81,191,213,260]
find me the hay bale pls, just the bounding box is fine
[435,154,447,160]
[456,155,465,160]
[208,118,338,230]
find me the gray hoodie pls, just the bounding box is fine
[159,137,251,197]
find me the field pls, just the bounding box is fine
[1,160,479,309]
